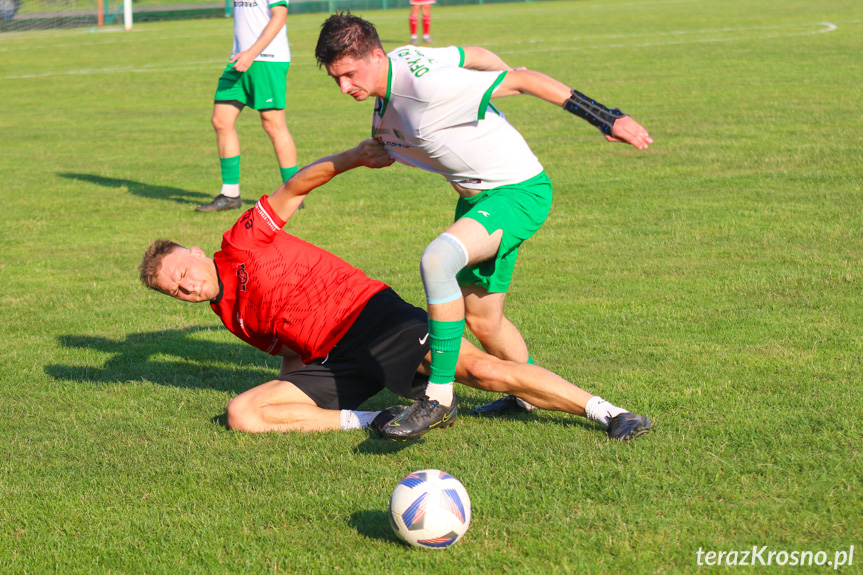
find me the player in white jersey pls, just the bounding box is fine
[315,13,653,439]
[371,44,543,190]
[197,0,299,213]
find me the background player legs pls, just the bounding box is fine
[259,108,298,178]
[409,3,433,44]
[409,5,419,43]
[213,102,243,160]
[421,4,432,43]
[198,102,245,211]
[462,286,529,363]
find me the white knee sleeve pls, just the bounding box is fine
[420,233,469,304]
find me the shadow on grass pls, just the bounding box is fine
[349,510,401,544]
[57,173,254,207]
[211,411,230,429]
[46,327,273,394]
[47,327,599,438]
[354,430,421,456]
[466,408,598,430]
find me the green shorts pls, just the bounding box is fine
[455,171,553,293]
[214,60,290,110]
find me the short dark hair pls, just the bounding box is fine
[139,239,182,292]
[315,12,384,68]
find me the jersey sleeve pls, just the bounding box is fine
[269,0,287,7]
[221,195,286,252]
[425,45,464,67]
[422,66,508,129]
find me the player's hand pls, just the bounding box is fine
[230,51,256,73]
[605,116,653,150]
[356,139,395,169]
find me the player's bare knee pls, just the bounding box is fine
[212,114,234,134]
[260,116,287,138]
[226,395,256,432]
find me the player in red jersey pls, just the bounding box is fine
[139,140,652,440]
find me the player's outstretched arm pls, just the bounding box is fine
[494,69,653,150]
[460,46,515,71]
[267,139,394,222]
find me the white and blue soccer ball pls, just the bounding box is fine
[388,469,472,549]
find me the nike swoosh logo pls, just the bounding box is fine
[419,333,429,345]
[430,409,453,428]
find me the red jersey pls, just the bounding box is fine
[210,196,388,363]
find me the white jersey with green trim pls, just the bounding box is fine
[372,45,543,191]
[231,0,290,63]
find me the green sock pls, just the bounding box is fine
[280,165,298,183]
[428,318,465,385]
[528,356,535,365]
[220,155,240,185]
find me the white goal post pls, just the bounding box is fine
[123,0,130,29]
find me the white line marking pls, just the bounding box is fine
[491,21,839,56]
[2,59,226,79]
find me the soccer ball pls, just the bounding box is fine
[388,469,472,549]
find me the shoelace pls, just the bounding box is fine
[407,399,439,419]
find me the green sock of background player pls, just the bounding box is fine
[279,165,298,182]
[220,160,297,200]
[280,165,301,208]
[219,155,241,198]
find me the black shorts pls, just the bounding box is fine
[280,288,430,410]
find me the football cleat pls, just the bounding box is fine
[196,194,242,212]
[372,405,407,435]
[607,412,653,441]
[381,397,457,440]
[470,395,535,416]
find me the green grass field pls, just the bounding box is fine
[1,0,862,572]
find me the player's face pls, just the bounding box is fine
[155,247,220,303]
[326,51,387,101]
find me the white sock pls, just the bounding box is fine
[424,381,454,406]
[220,183,240,198]
[515,397,537,411]
[339,410,381,430]
[584,396,627,428]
